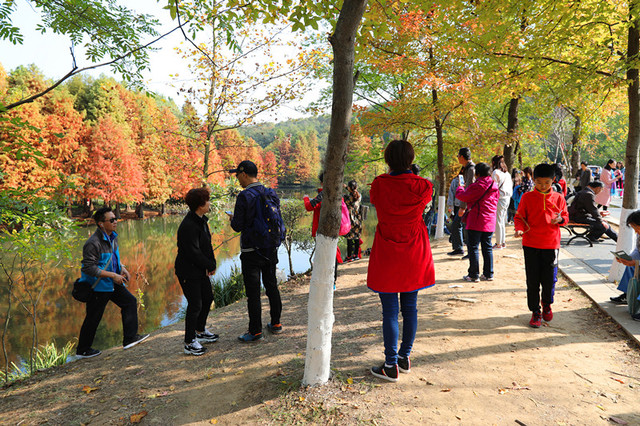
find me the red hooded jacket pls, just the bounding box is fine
[366,173,435,293]
[514,189,569,249]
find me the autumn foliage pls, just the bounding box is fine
[0,66,332,209]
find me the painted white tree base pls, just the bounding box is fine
[302,234,337,386]
[435,195,446,239]
[609,207,635,282]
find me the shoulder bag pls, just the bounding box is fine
[72,251,114,303]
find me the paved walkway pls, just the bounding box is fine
[558,195,640,346]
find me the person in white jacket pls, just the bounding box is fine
[491,155,513,249]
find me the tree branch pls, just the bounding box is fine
[1,23,186,112]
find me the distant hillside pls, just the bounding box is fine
[239,115,331,149]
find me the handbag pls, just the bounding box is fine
[339,198,352,236]
[72,251,114,303]
[627,266,640,316]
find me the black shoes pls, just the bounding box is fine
[267,323,283,334]
[123,333,150,350]
[76,348,101,358]
[610,294,627,305]
[238,332,264,342]
[370,363,399,382]
[447,249,464,256]
[397,356,411,373]
[196,329,219,343]
[184,339,206,356]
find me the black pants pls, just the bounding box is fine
[77,284,138,352]
[240,249,282,335]
[523,246,557,312]
[449,209,465,251]
[347,238,360,259]
[178,275,214,343]
[581,218,618,241]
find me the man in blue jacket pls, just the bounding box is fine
[76,207,148,358]
[227,160,283,342]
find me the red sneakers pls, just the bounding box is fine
[542,304,553,322]
[529,312,542,328]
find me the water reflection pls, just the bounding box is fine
[0,201,377,366]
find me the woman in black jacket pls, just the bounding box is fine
[175,187,218,355]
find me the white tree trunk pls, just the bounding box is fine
[435,195,446,239]
[302,234,337,385]
[609,208,636,282]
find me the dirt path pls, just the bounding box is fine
[1,236,640,425]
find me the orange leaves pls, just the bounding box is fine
[130,411,148,423]
[81,385,99,394]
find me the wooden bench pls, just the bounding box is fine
[561,222,592,247]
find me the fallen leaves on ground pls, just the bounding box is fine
[147,391,169,399]
[130,411,148,423]
[81,386,99,394]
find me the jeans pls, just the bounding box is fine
[178,275,214,343]
[617,265,635,293]
[466,230,493,279]
[495,196,510,246]
[240,249,282,335]
[523,246,557,312]
[378,291,418,365]
[449,211,465,251]
[77,284,138,352]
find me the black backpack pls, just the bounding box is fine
[248,187,286,249]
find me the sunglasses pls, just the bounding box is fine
[107,218,117,223]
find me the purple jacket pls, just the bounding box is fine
[455,176,499,232]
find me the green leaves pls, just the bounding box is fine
[0,0,22,44]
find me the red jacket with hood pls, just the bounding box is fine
[514,189,569,249]
[366,172,435,293]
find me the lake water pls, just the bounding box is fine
[0,200,378,366]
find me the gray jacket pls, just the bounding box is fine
[459,161,475,209]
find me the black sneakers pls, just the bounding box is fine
[397,356,411,373]
[123,333,150,350]
[610,294,627,305]
[267,323,283,334]
[370,363,399,382]
[184,339,206,356]
[196,329,219,343]
[447,249,464,256]
[76,348,101,358]
[238,332,264,342]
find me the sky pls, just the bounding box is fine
[0,1,326,123]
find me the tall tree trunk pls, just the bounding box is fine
[569,113,582,180]
[610,1,640,282]
[503,97,520,171]
[161,203,166,216]
[303,0,367,387]
[115,203,121,219]
[135,202,144,219]
[432,86,446,239]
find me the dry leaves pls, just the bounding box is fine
[81,385,99,394]
[130,411,148,423]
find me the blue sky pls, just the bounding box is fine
[1,1,323,122]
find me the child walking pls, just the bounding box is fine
[514,164,569,328]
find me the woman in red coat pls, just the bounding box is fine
[367,140,435,382]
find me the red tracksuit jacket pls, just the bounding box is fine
[514,189,569,249]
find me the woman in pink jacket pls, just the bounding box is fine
[456,162,499,282]
[594,159,621,210]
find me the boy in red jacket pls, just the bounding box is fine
[514,164,569,328]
